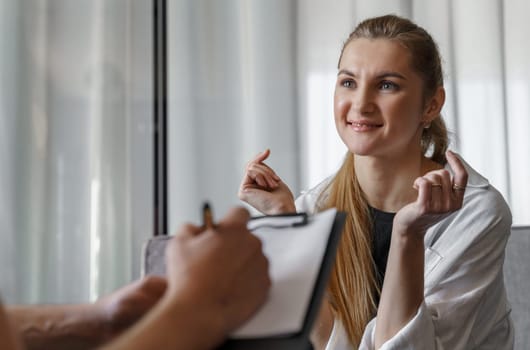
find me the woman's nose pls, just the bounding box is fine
[352,85,375,114]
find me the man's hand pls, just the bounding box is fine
[100,207,271,350]
[6,276,165,350]
[165,207,271,347]
[95,275,167,339]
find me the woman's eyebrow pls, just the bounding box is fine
[376,71,407,80]
[337,69,407,80]
[337,69,355,77]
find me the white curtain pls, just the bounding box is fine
[0,0,153,304]
[169,0,530,231]
[168,0,300,229]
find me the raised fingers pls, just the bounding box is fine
[413,176,433,214]
[446,150,468,197]
[251,148,271,164]
[242,149,281,189]
[422,169,452,211]
[246,162,280,188]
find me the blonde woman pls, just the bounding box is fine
[239,15,513,349]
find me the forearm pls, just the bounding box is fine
[101,294,224,350]
[7,304,110,350]
[0,303,23,350]
[375,234,424,348]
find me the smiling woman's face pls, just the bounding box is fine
[334,38,430,160]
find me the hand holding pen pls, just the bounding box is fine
[164,205,270,348]
[202,202,215,230]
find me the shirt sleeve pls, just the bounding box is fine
[359,188,513,350]
[360,301,440,349]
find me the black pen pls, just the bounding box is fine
[202,202,214,229]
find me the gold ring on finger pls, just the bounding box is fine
[452,184,466,191]
[431,183,443,188]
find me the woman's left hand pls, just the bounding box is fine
[393,150,469,238]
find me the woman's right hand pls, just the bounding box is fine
[238,149,296,215]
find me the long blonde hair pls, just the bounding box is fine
[321,15,449,347]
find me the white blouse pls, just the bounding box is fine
[296,156,514,350]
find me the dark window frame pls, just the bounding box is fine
[153,0,168,236]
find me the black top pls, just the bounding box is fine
[369,206,395,290]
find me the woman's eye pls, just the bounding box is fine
[380,81,399,91]
[341,80,354,88]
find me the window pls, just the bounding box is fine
[0,0,153,303]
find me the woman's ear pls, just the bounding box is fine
[423,87,446,123]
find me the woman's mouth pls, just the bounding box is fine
[347,120,383,132]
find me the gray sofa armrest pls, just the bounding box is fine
[504,225,530,350]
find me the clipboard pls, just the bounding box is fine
[218,209,346,350]
[142,209,345,350]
